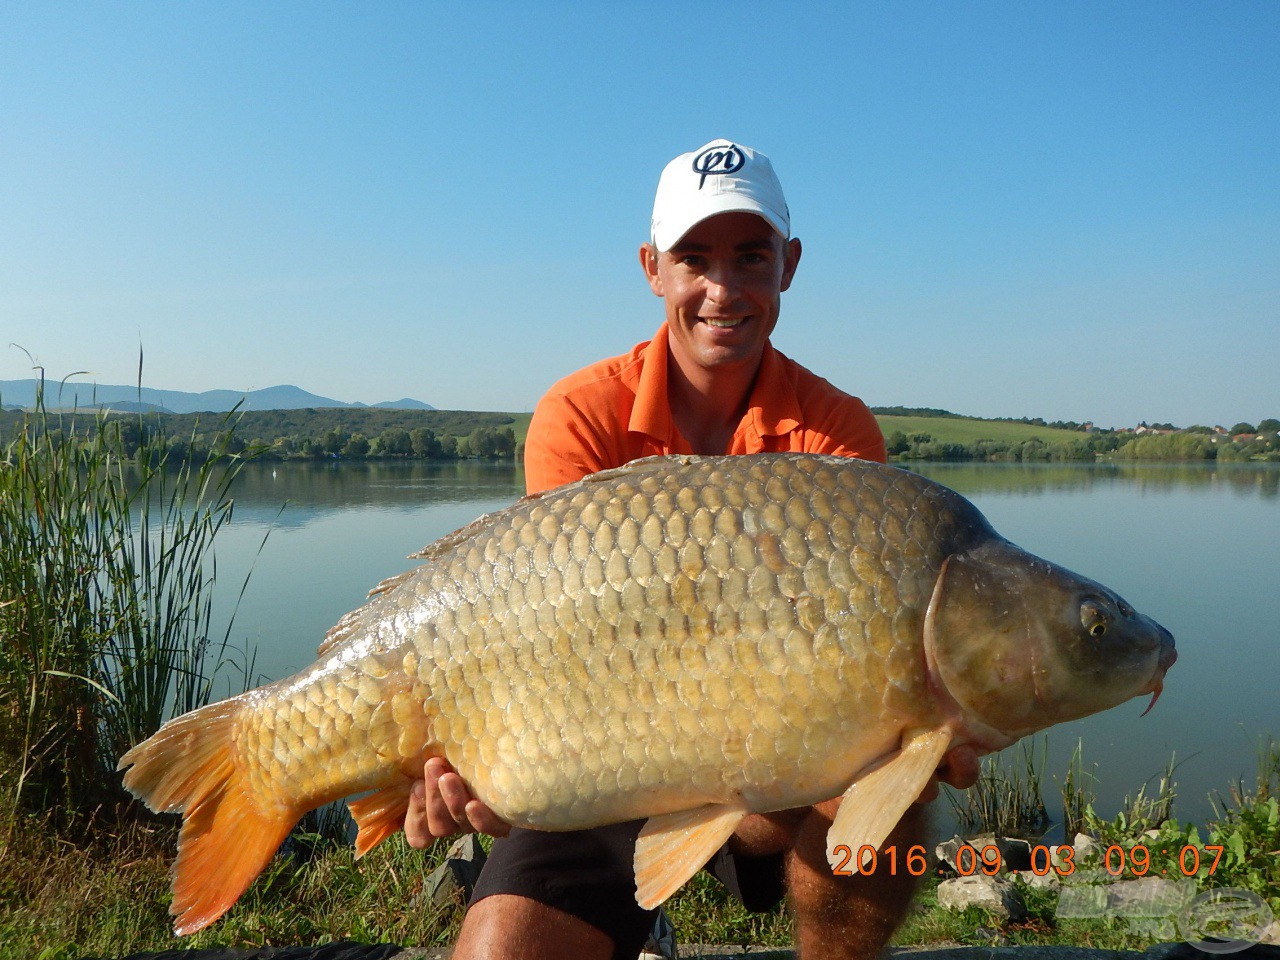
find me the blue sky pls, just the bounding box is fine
[2,2,1276,428]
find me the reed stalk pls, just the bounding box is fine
[945,736,1050,838]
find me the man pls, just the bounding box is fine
[405,139,979,960]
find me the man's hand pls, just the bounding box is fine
[403,757,511,848]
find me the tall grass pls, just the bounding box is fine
[0,371,253,834]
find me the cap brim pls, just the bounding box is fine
[652,195,789,251]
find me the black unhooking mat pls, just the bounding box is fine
[81,942,407,960]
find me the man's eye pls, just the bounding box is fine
[740,252,766,265]
[680,255,705,267]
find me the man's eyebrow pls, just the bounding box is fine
[667,237,775,254]
[668,240,711,253]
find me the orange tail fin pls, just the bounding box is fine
[119,698,299,935]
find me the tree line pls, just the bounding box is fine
[0,407,525,464]
[887,419,1280,463]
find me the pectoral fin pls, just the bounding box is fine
[826,727,952,870]
[634,803,747,909]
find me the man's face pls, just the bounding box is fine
[641,212,802,379]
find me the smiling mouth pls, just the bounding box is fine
[702,317,746,329]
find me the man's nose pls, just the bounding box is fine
[703,264,739,303]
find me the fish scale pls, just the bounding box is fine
[119,452,1175,935]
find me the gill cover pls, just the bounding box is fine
[924,538,1173,740]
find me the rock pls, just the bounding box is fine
[1264,920,1280,945]
[1015,868,1062,892]
[1072,832,1102,862]
[421,834,487,907]
[998,837,1033,872]
[935,835,1032,873]
[937,875,1027,921]
[935,835,966,873]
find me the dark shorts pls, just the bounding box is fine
[470,819,787,960]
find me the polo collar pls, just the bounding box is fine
[628,324,674,441]
[747,343,802,438]
[627,323,804,443]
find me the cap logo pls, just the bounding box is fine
[692,144,745,188]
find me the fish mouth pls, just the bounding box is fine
[1140,635,1178,717]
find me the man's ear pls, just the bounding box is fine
[779,237,802,292]
[639,243,664,297]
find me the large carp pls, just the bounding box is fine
[120,454,1175,934]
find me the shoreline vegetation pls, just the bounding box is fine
[2,405,1278,466]
[2,382,1277,956]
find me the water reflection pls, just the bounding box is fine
[222,460,1280,516]
[906,461,1279,499]
[225,461,526,527]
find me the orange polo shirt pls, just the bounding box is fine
[523,323,886,495]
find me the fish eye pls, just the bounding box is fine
[1080,599,1111,638]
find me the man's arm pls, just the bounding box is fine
[523,393,617,495]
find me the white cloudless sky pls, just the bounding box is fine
[2,1,1276,428]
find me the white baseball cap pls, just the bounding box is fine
[649,139,790,252]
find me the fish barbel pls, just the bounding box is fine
[119,454,1176,934]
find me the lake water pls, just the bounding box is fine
[207,459,1279,833]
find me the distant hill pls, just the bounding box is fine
[0,380,435,414]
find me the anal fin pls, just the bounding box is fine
[826,727,952,870]
[634,803,747,909]
[349,781,414,857]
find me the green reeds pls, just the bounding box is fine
[0,371,253,833]
[945,736,1050,839]
[1076,748,1180,843]
[1060,738,1097,838]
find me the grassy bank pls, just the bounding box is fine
[876,416,1087,446]
[2,737,1276,958]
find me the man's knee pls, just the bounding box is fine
[453,894,615,960]
[786,803,929,958]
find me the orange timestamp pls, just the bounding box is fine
[830,842,1227,878]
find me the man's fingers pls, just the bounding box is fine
[437,771,475,828]
[406,757,513,842]
[940,744,981,790]
[916,777,941,805]
[404,779,432,849]
[424,757,469,836]
[466,799,512,837]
